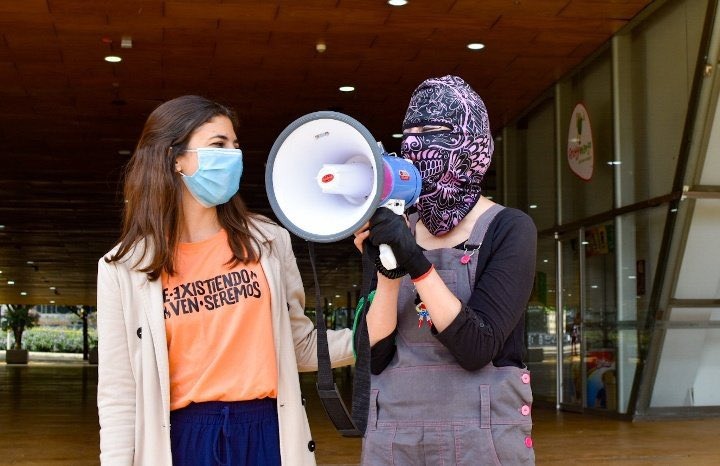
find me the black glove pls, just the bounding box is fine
[368,208,432,280]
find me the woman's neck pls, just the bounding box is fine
[415,196,495,250]
[179,192,222,243]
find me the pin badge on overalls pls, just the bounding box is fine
[414,293,432,328]
[460,243,481,265]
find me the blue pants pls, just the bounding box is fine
[170,399,281,466]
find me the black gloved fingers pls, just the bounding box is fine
[369,207,400,227]
[368,208,412,247]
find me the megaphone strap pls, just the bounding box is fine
[307,241,364,437]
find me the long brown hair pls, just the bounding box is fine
[107,95,266,280]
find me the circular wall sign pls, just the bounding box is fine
[567,103,594,181]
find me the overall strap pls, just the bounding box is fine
[466,204,504,287]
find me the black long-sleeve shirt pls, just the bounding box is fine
[370,208,537,374]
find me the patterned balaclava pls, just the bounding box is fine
[401,75,493,236]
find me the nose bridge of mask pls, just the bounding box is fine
[185,147,243,177]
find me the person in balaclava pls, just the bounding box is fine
[354,76,537,465]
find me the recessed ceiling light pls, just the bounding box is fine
[118,149,131,155]
[339,86,355,92]
[105,55,122,63]
[26,261,34,265]
[50,300,55,304]
[0,225,5,229]
[388,0,408,5]
[392,133,403,138]
[49,286,56,290]
[8,280,15,285]
[20,291,27,296]
[467,43,485,50]
[529,204,538,209]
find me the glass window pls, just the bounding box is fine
[558,49,615,224]
[526,236,558,402]
[504,98,556,230]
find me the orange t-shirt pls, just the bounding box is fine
[162,229,277,411]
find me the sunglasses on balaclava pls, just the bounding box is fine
[401,75,494,237]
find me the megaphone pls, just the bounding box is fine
[265,111,421,270]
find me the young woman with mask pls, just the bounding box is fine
[96,95,354,466]
[354,76,537,465]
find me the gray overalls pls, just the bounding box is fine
[361,205,535,465]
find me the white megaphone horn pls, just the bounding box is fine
[265,111,421,270]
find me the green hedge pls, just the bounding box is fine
[0,327,97,353]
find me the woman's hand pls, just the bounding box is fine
[353,222,370,254]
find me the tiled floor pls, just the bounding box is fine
[1,356,719,465]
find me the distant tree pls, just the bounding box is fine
[1,304,40,350]
[72,305,96,360]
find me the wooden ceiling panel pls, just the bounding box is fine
[561,0,652,20]
[48,0,163,17]
[0,45,11,61]
[52,14,112,31]
[0,0,49,15]
[3,26,57,49]
[385,13,497,32]
[451,0,569,17]
[278,3,389,28]
[162,27,221,47]
[165,1,277,21]
[15,67,70,89]
[496,14,627,35]
[0,62,23,89]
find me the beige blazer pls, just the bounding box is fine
[96,218,355,465]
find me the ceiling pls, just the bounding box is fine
[0,0,653,308]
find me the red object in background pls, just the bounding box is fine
[587,349,614,371]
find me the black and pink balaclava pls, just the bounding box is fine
[401,75,493,236]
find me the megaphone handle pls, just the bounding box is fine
[379,244,398,270]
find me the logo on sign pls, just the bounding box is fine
[567,103,594,181]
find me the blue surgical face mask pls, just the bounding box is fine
[179,147,243,207]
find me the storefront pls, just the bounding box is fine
[495,0,719,417]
